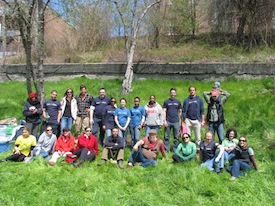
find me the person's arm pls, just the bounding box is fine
[132,139,145,151]
[160,142,167,158]
[220,90,230,105]
[104,136,115,148]
[157,105,163,126]
[250,155,259,171]
[57,110,62,124]
[175,143,186,160]
[90,107,94,124]
[182,100,187,122]
[215,145,224,162]
[114,115,122,130]
[23,102,32,117]
[123,117,131,130]
[200,98,205,125]
[184,143,197,160]
[203,92,211,104]
[163,108,167,127]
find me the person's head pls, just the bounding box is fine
[213,82,221,89]
[110,97,116,107]
[65,88,74,97]
[182,133,191,144]
[84,127,92,135]
[112,128,119,138]
[62,127,70,136]
[22,127,31,137]
[226,129,237,140]
[45,125,53,135]
[204,131,214,143]
[51,90,58,100]
[134,97,140,106]
[99,88,106,98]
[80,85,87,94]
[170,88,177,99]
[189,86,196,97]
[149,95,156,105]
[148,129,157,142]
[238,136,248,148]
[211,90,219,101]
[120,98,127,108]
[29,92,38,100]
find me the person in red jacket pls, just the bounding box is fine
[48,127,75,165]
[72,127,99,167]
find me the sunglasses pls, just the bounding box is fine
[85,130,91,132]
[46,129,52,131]
[67,91,72,93]
[183,136,190,139]
[111,101,116,103]
[239,139,246,142]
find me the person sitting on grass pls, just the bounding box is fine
[126,129,166,168]
[25,125,57,163]
[227,136,259,181]
[97,127,124,169]
[1,127,36,162]
[222,128,238,165]
[172,133,196,163]
[199,131,224,173]
[72,127,99,168]
[48,127,75,166]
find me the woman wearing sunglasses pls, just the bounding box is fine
[172,133,196,163]
[227,136,259,181]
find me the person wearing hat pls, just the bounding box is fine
[23,92,43,137]
[126,129,166,168]
[203,87,230,144]
[48,128,75,166]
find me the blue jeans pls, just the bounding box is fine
[61,116,73,133]
[224,151,235,164]
[128,147,157,167]
[130,126,141,147]
[201,152,224,173]
[164,121,179,152]
[209,122,224,144]
[29,148,50,162]
[105,129,112,139]
[227,160,252,178]
[92,117,105,146]
[145,125,159,137]
[119,127,128,148]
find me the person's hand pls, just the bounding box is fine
[163,121,168,128]
[73,120,76,125]
[133,145,138,152]
[90,119,94,125]
[102,125,106,130]
[215,158,219,163]
[201,121,205,127]
[87,151,91,155]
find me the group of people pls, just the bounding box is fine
[0,82,260,180]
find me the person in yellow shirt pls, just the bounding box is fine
[1,127,36,162]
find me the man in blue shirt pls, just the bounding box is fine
[163,88,182,152]
[90,88,110,146]
[42,90,62,136]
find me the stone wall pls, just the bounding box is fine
[0,63,274,82]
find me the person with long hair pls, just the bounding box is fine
[227,136,259,181]
[60,88,77,133]
[222,128,238,164]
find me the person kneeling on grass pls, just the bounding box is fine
[126,129,166,168]
[0,127,36,162]
[199,131,224,173]
[172,133,196,163]
[227,136,259,181]
[97,128,124,169]
[72,127,99,168]
[48,127,75,166]
[25,125,57,163]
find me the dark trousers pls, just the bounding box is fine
[73,147,96,162]
[6,153,26,162]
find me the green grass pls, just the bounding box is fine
[0,77,275,206]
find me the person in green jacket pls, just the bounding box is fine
[172,133,196,163]
[222,128,238,164]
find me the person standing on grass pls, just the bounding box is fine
[222,128,238,165]
[102,97,117,138]
[144,95,163,136]
[203,88,230,144]
[60,88,77,133]
[90,88,110,146]
[227,136,259,181]
[130,97,146,147]
[48,128,75,166]
[172,133,197,163]
[182,86,205,148]
[23,92,43,137]
[0,127,36,162]
[75,85,93,137]
[163,88,182,152]
[97,128,124,169]
[42,90,62,137]
[126,129,166,168]
[114,98,131,148]
[72,127,99,168]
[199,131,224,173]
[25,125,57,163]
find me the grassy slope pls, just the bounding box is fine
[0,77,274,206]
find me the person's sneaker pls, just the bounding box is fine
[72,162,78,168]
[110,158,117,164]
[97,160,106,166]
[48,161,55,166]
[24,157,32,164]
[240,172,247,177]
[229,176,237,181]
[134,162,141,166]
[126,162,133,170]
[118,160,124,169]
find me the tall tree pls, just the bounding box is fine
[110,0,162,94]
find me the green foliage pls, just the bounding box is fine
[0,78,274,205]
